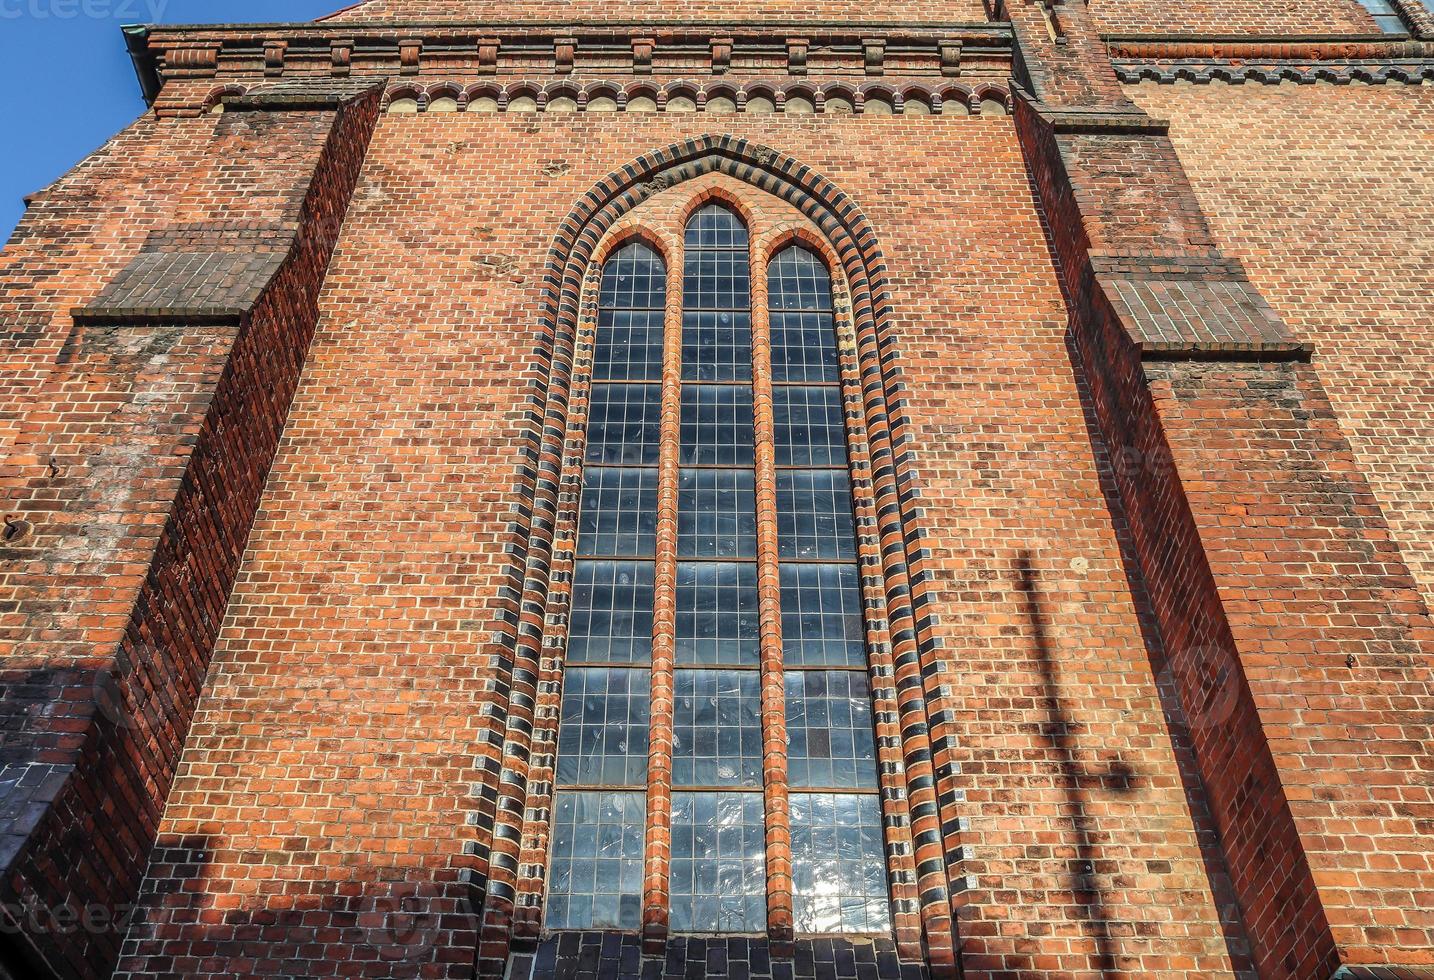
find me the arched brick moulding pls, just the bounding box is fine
[756,218,928,960]
[474,136,967,978]
[502,224,682,945]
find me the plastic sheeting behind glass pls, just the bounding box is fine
[673,669,763,787]
[556,667,650,786]
[568,560,655,665]
[547,791,646,931]
[670,792,767,933]
[789,793,892,934]
[785,671,879,789]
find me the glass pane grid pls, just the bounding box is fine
[673,669,763,787]
[586,383,661,465]
[683,311,754,382]
[547,791,646,931]
[670,792,768,934]
[685,250,752,310]
[678,468,758,559]
[600,242,667,309]
[781,563,866,667]
[578,467,658,558]
[790,793,892,935]
[556,667,650,787]
[774,386,848,467]
[777,470,858,560]
[769,247,834,312]
[771,310,840,384]
[681,384,756,466]
[595,309,664,381]
[676,561,761,666]
[684,204,751,249]
[569,560,655,665]
[786,671,879,790]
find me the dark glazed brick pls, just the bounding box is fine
[511,935,922,980]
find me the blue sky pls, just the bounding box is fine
[0,0,340,245]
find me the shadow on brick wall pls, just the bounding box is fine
[1062,344,1258,980]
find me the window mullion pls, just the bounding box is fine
[749,244,797,952]
[641,244,684,954]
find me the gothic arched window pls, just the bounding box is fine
[547,207,891,939]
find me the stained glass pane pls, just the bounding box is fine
[586,384,661,465]
[790,793,892,934]
[769,246,838,384]
[678,468,758,559]
[684,250,752,311]
[684,205,752,384]
[556,667,650,786]
[777,470,857,560]
[569,560,655,665]
[673,669,763,787]
[547,791,646,931]
[780,563,866,667]
[676,562,760,666]
[774,386,847,467]
[680,384,755,466]
[578,467,658,557]
[670,793,767,934]
[785,671,879,789]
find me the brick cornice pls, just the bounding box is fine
[127,22,1013,103]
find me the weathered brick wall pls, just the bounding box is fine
[319,0,989,23]
[1087,0,1379,36]
[113,110,1240,979]
[0,93,379,978]
[1128,81,1434,614]
[1146,357,1434,973]
[1010,4,1434,974]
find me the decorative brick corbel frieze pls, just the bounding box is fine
[2,80,386,980]
[165,41,219,77]
[1008,4,1434,979]
[264,39,287,76]
[939,38,962,76]
[399,38,422,74]
[863,37,886,75]
[477,36,500,74]
[711,36,733,74]
[787,37,809,75]
[632,36,654,73]
[330,37,353,76]
[554,36,577,73]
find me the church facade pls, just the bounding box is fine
[2,1,1434,978]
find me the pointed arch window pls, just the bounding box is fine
[546,207,892,940]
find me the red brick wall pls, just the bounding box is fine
[320,0,989,24]
[1128,82,1434,615]
[0,95,379,978]
[1087,0,1378,36]
[112,110,1241,979]
[1146,357,1434,974]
